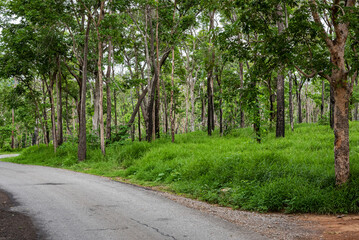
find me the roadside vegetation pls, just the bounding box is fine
[4,123,359,214]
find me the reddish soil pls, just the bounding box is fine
[300,214,359,240]
[0,190,38,240]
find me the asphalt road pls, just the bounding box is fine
[0,155,268,240]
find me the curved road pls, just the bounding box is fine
[0,156,267,240]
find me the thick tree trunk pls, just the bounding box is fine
[333,86,350,185]
[78,15,91,161]
[56,60,63,146]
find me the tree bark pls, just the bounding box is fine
[47,72,57,153]
[289,72,294,131]
[239,62,245,128]
[170,46,175,143]
[321,80,325,118]
[78,15,91,161]
[276,4,285,138]
[207,10,215,136]
[333,85,350,185]
[330,85,335,128]
[155,2,161,139]
[56,59,63,146]
[96,0,106,155]
[106,40,113,141]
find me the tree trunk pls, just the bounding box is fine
[276,4,285,138]
[207,10,215,136]
[268,78,275,128]
[330,85,335,129]
[161,78,169,134]
[106,40,113,141]
[185,86,189,133]
[321,80,325,118]
[78,15,91,161]
[216,67,223,136]
[239,62,245,128]
[56,59,63,146]
[333,86,350,185]
[289,72,294,131]
[170,46,175,143]
[47,74,57,153]
[92,74,100,133]
[11,77,17,149]
[155,2,161,139]
[96,1,106,155]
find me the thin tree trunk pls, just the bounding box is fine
[11,77,17,149]
[47,74,57,153]
[161,77,168,134]
[78,15,91,161]
[155,2,161,139]
[96,1,106,155]
[56,59,63,146]
[239,62,245,128]
[170,45,175,143]
[276,4,285,138]
[106,40,113,141]
[330,85,335,129]
[289,72,294,131]
[321,80,325,118]
[207,10,215,136]
[216,67,223,136]
[185,85,189,133]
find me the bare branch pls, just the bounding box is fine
[309,0,334,50]
[294,65,318,78]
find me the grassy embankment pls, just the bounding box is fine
[4,123,359,214]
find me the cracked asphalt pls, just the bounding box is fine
[0,159,268,240]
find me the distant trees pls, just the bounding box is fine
[0,0,358,185]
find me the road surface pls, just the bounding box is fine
[0,156,268,240]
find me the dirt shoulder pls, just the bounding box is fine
[127,180,359,240]
[162,190,359,240]
[0,190,38,240]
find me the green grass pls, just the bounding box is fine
[4,122,359,214]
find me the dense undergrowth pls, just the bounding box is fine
[4,123,359,214]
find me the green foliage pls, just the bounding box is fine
[5,123,359,214]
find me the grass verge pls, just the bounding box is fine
[4,123,359,214]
